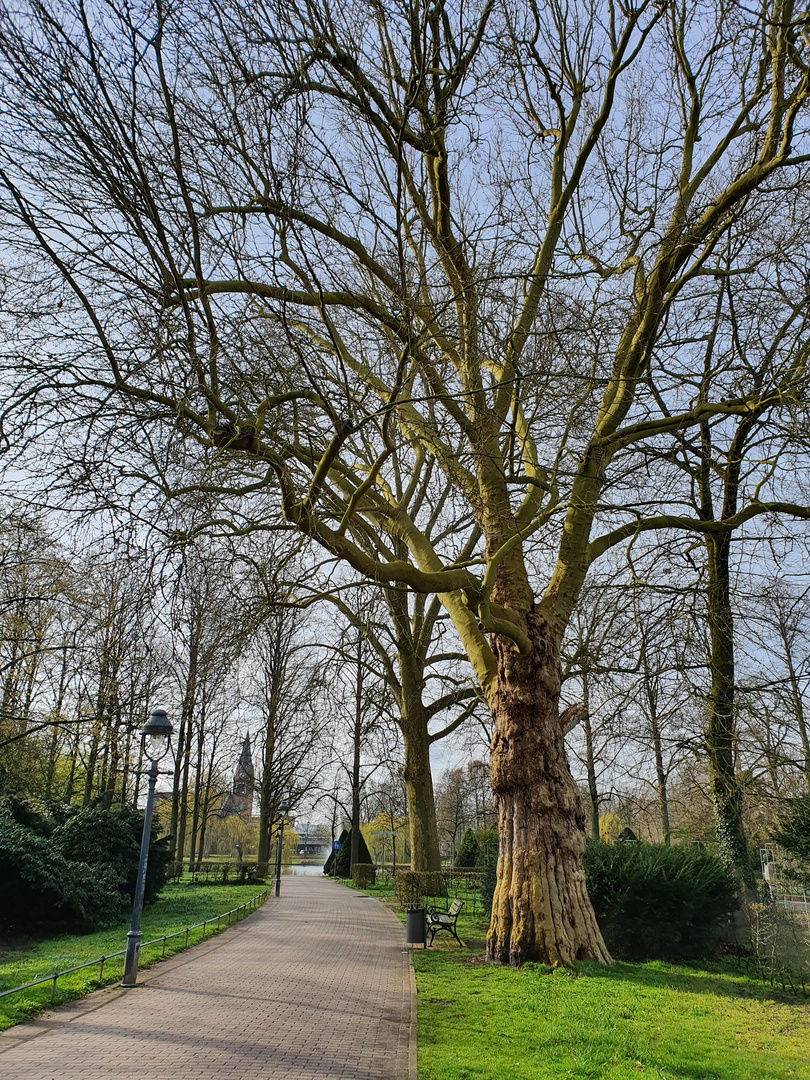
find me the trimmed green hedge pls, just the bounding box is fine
[394,870,447,908]
[351,862,376,888]
[585,839,739,961]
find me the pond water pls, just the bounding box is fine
[281,863,325,876]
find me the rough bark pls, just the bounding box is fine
[486,611,610,967]
[188,722,206,866]
[170,635,198,856]
[82,719,101,806]
[642,652,671,846]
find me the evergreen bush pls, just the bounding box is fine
[585,839,739,961]
[323,829,348,876]
[0,813,126,929]
[773,795,810,887]
[476,829,499,914]
[54,804,172,905]
[455,828,479,868]
[0,799,171,931]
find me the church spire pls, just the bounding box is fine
[238,733,254,781]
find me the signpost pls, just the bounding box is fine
[332,839,340,879]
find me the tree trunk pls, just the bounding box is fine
[170,637,198,854]
[350,634,363,868]
[188,723,206,867]
[388,587,443,871]
[175,715,194,867]
[651,715,671,846]
[44,645,68,803]
[82,719,101,806]
[486,613,610,967]
[783,646,810,793]
[644,676,671,846]
[581,674,600,839]
[705,531,751,884]
[402,722,441,872]
[257,719,277,866]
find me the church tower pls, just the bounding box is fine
[219,734,255,818]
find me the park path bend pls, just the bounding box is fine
[0,876,414,1080]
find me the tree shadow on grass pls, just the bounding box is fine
[575,957,803,1005]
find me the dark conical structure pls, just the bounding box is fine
[323,827,373,877]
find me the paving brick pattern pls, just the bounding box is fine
[0,876,414,1080]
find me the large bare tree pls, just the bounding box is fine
[2,0,810,965]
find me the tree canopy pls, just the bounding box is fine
[2,0,810,965]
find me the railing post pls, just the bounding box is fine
[99,956,105,980]
[51,973,58,1003]
[185,927,189,946]
[162,936,167,958]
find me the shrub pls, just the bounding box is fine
[54,804,172,905]
[476,832,499,914]
[190,861,268,885]
[0,800,172,931]
[0,813,126,930]
[773,795,810,887]
[394,870,422,908]
[585,839,739,961]
[352,862,376,888]
[323,829,348,876]
[394,870,447,909]
[0,795,54,836]
[455,829,479,868]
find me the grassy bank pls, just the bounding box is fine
[0,881,267,1030]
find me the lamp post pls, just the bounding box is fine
[274,800,290,897]
[121,708,173,987]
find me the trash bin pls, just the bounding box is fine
[406,907,426,947]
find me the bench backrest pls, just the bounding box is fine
[449,899,463,916]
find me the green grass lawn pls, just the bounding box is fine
[345,875,810,1080]
[0,881,267,1030]
[414,947,810,1080]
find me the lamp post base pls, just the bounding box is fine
[121,930,142,986]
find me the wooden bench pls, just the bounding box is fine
[426,898,464,947]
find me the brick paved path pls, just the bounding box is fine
[0,876,414,1080]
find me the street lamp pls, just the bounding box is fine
[121,708,173,987]
[274,800,290,897]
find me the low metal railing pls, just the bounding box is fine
[0,889,269,1007]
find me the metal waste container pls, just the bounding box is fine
[406,907,426,947]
